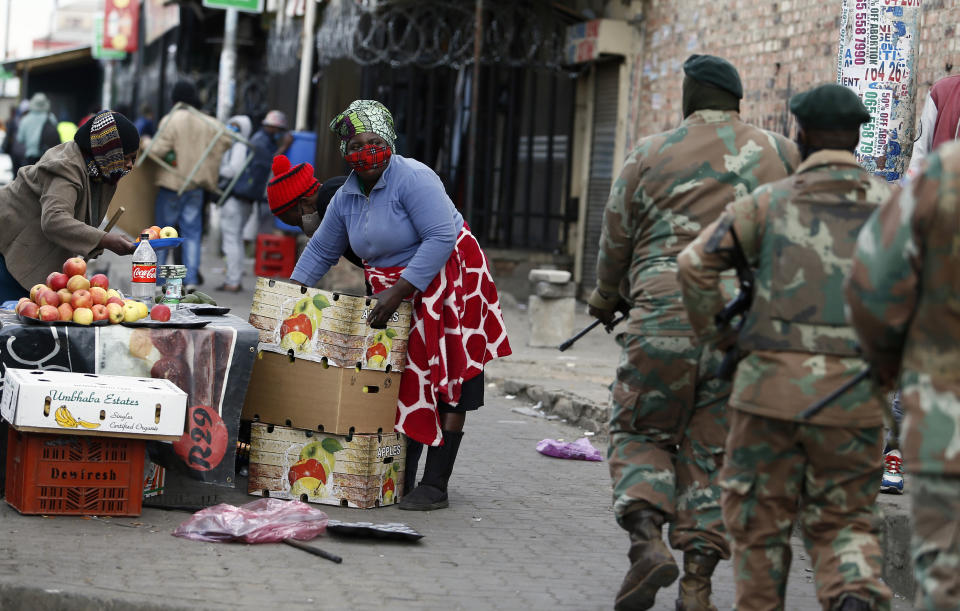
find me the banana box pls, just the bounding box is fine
[0,368,188,441]
[248,422,405,509]
[248,277,411,372]
[241,350,400,435]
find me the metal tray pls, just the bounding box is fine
[120,310,210,329]
[179,304,230,316]
[324,520,423,541]
[16,313,110,327]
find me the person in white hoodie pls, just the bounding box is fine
[217,115,253,291]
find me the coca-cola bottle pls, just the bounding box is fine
[131,234,157,304]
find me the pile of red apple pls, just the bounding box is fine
[13,257,170,325]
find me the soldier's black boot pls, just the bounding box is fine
[833,594,872,611]
[675,552,719,610]
[615,508,680,611]
[402,438,423,496]
[398,430,462,511]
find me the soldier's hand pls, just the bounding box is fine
[588,304,616,325]
[870,361,900,390]
[715,332,737,352]
[587,288,622,325]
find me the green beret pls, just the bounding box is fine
[683,54,743,99]
[789,84,871,130]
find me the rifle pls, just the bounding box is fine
[713,227,754,380]
[798,368,871,420]
[558,301,629,352]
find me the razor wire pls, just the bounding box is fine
[316,0,569,70]
[267,21,303,75]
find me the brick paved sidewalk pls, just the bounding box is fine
[0,387,912,610]
[75,229,913,609]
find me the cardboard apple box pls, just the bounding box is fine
[248,422,405,509]
[241,349,400,436]
[1,369,188,441]
[248,277,411,372]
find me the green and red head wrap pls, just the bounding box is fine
[329,100,397,155]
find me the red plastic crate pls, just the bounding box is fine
[5,428,146,516]
[255,234,297,278]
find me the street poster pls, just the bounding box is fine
[93,16,127,61]
[837,0,922,182]
[103,0,141,53]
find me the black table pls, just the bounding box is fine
[0,311,258,487]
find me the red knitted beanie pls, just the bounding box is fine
[267,155,319,215]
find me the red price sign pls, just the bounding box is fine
[172,405,228,471]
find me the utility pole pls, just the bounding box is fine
[102,60,113,109]
[836,0,921,181]
[3,0,11,59]
[2,0,11,97]
[216,7,238,122]
[294,0,316,131]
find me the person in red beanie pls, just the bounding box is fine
[267,155,362,267]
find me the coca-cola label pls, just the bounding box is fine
[132,264,157,283]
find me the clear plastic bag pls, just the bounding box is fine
[536,437,603,461]
[172,498,328,543]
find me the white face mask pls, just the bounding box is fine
[301,211,321,236]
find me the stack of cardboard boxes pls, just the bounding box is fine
[1,369,187,516]
[243,278,410,508]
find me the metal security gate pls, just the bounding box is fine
[580,60,621,294]
[360,64,576,251]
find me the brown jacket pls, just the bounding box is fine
[0,141,113,288]
[152,107,230,193]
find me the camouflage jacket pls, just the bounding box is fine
[847,141,960,473]
[678,150,891,426]
[594,110,799,336]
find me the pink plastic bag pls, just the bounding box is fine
[536,437,603,461]
[172,498,328,543]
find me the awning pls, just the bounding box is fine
[2,46,94,75]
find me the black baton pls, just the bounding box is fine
[799,369,871,420]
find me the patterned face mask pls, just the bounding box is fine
[345,144,392,172]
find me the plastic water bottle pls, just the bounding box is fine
[131,234,157,304]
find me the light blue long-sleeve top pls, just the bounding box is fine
[290,154,464,291]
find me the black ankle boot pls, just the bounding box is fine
[403,438,423,496]
[398,430,463,511]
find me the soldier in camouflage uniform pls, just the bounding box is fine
[587,54,799,610]
[676,84,893,611]
[847,140,960,611]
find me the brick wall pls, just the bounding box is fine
[623,0,960,152]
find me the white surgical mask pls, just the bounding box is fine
[301,211,321,236]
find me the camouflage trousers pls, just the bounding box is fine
[721,410,891,610]
[911,474,960,610]
[608,333,730,557]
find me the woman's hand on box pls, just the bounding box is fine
[369,279,415,328]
